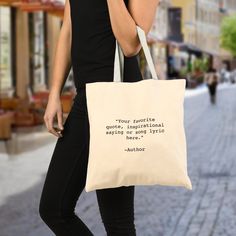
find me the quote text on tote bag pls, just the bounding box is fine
[85,25,192,192]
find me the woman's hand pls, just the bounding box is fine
[44,93,64,138]
[43,0,72,138]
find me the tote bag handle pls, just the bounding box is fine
[113,25,159,82]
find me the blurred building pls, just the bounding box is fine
[0,1,78,136]
[147,0,202,79]
[147,0,171,79]
[168,0,236,72]
[0,0,72,99]
[195,0,236,69]
[171,0,196,45]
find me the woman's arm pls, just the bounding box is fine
[49,0,72,98]
[106,0,159,57]
[44,0,72,137]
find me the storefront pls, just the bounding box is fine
[0,0,69,98]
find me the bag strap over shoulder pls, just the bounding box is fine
[113,25,159,82]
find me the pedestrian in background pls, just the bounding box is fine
[204,66,220,104]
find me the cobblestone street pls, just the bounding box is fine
[0,83,236,236]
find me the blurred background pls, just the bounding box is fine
[0,0,236,235]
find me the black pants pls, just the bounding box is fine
[207,83,217,104]
[39,88,136,236]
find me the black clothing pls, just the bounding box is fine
[207,83,218,104]
[39,91,136,235]
[207,83,217,96]
[39,0,142,235]
[69,0,143,90]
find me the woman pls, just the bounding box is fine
[204,66,219,104]
[39,0,159,235]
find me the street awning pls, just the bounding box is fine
[0,0,64,18]
[0,0,21,6]
[179,43,203,57]
[157,39,203,57]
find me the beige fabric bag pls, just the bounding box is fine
[85,25,192,192]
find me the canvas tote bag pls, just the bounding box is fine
[84,25,192,192]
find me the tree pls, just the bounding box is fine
[220,14,236,57]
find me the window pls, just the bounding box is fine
[28,12,46,92]
[0,6,12,92]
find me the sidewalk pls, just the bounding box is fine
[0,82,236,236]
